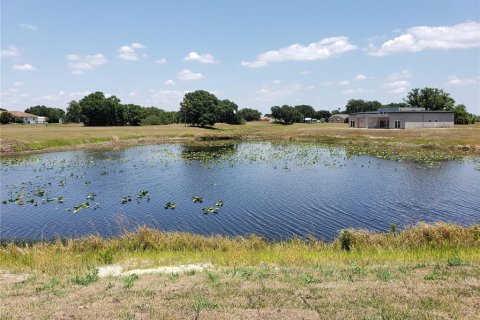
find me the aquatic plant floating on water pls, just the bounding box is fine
[192,196,203,203]
[86,193,96,200]
[202,207,219,214]
[67,202,90,214]
[137,190,150,199]
[214,201,224,207]
[164,202,176,209]
[121,196,132,204]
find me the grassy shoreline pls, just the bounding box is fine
[1,122,479,158]
[1,223,479,319]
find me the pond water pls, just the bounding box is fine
[1,142,479,241]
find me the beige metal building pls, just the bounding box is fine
[348,108,454,129]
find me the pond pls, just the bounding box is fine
[1,142,479,241]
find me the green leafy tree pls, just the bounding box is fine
[0,111,15,124]
[294,105,316,118]
[451,104,475,124]
[179,90,219,127]
[25,105,66,123]
[121,104,146,126]
[345,99,382,113]
[315,110,332,121]
[382,102,410,109]
[237,108,262,121]
[66,100,83,123]
[405,88,455,111]
[217,99,240,124]
[79,92,122,126]
[271,105,303,124]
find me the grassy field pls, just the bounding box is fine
[1,122,479,156]
[1,223,479,319]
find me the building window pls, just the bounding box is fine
[350,120,355,127]
[394,120,401,129]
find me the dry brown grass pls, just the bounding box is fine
[1,122,479,156]
[1,260,479,319]
[1,223,479,319]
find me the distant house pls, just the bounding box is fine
[348,108,454,129]
[304,117,318,123]
[9,111,47,124]
[328,114,349,123]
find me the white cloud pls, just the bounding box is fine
[321,80,350,86]
[273,80,281,84]
[369,21,480,56]
[13,81,24,87]
[184,51,219,64]
[66,53,107,74]
[20,23,38,31]
[381,80,410,94]
[1,45,21,58]
[155,58,167,64]
[128,90,138,97]
[342,88,375,96]
[241,36,357,68]
[164,79,176,85]
[13,63,35,71]
[177,69,204,81]
[300,70,311,75]
[255,83,302,102]
[117,43,146,61]
[150,89,186,106]
[447,75,480,86]
[355,74,368,80]
[387,70,411,81]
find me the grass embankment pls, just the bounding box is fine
[1,122,479,157]
[1,223,479,319]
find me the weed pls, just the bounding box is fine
[123,274,139,289]
[447,257,468,267]
[71,268,98,285]
[206,271,219,284]
[36,278,61,292]
[168,273,179,283]
[302,274,321,284]
[194,296,218,312]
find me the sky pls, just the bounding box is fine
[1,0,479,114]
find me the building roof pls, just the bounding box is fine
[9,111,37,117]
[350,111,454,115]
[329,114,349,119]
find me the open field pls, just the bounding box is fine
[1,122,479,157]
[1,223,479,319]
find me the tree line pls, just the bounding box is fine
[1,87,476,125]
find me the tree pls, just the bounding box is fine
[315,110,332,121]
[0,111,15,124]
[237,108,262,121]
[451,104,475,124]
[404,88,455,111]
[382,102,410,109]
[25,105,66,123]
[217,99,240,124]
[66,100,83,123]
[345,99,382,113]
[271,105,303,124]
[294,105,316,118]
[79,92,122,126]
[121,104,146,126]
[179,90,219,127]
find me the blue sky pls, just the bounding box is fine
[1,0,479,114]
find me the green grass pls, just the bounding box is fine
[2,122,479,159]
[1,222,478,276]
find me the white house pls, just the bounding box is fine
[348,108,454,129]
[9,111,47,124]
